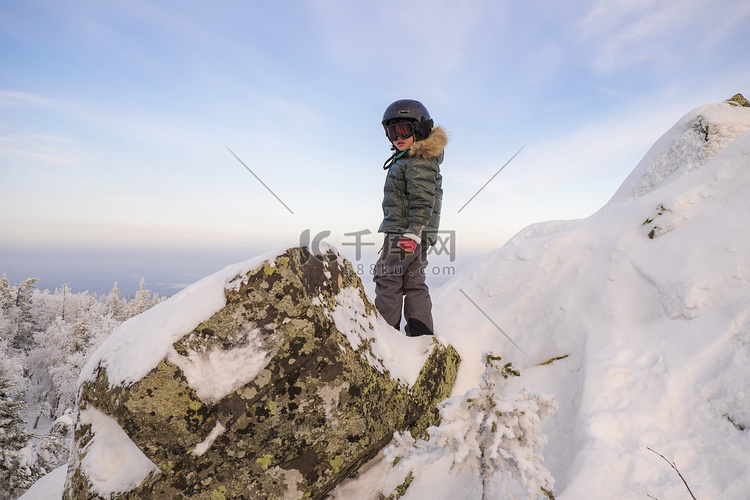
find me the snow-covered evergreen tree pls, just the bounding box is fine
[0,368,29,500]
[58,283,73,322]
[27,317,69,417]
[26,294,122,417]
[386,354,557,500]
[106,282,123,320]
[0,312,27,406]
[126,278,155,318]
[0,274,12,314]
[10,279,39,353]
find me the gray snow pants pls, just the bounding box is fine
[373,234,434,336]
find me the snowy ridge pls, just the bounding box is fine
[428,101,750,499]
[604,100,750,208]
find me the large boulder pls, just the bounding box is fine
[64,246,459,500]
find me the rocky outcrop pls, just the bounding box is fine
[64,246,459,500]
[727,92,749,107]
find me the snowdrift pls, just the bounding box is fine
[426,98,750,498]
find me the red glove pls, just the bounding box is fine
[397,237,418,255]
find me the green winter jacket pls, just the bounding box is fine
[379,126,448,246]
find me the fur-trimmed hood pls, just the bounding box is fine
[408,126,448,159]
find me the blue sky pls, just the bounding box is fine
[2,0,749,295]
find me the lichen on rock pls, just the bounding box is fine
[65,246,459,499]
[726,93,749,108]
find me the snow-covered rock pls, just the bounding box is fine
[63,246,459,499]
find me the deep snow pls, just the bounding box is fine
[425,100,750,499]
[22,99,750,499]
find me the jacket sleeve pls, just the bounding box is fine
[404,157,440,239]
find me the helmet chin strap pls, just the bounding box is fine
[382,149,401,170]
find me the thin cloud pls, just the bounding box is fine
[576,0,750,74]
[0,133,96,165]
[306,0,504,78]
[0,90,57,108]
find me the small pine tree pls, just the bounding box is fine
[386,353,557,500]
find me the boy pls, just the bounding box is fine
[374,99,448,337]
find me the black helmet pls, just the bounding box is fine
[381,99,434,141]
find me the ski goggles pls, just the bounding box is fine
[384,121,415,141]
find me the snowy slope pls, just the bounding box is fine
[425,99,750,499]
[20,99,750,500]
